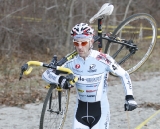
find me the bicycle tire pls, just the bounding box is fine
[105,13,157,75]
[39,84,70,129]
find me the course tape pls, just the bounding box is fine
[1,15,160,39]
[135,109,160,129]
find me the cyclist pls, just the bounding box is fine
[42,23,137,129]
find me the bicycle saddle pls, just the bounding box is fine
[89,3,114,23]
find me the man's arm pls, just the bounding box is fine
[106,55,133,95]
[106,54,137,111]
[42,69,60,84]
[42,69,70,89]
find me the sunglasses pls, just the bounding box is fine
[73,40,89,46]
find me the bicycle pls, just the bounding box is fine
[19,3,157,129]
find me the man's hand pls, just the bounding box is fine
[58,76,69,89]
[124,95,137,111]
[59,75,75,89]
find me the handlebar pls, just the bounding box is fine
[19,61,78,85]
[23,61,43,75]
[23,61,75,75]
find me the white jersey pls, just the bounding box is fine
[63,50,133,102]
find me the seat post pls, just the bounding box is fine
[98,18,103,52]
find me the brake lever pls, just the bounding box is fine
[66,73,74,81]
[19,64,28,80]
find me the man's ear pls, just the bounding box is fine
[90,39,94,46]
[91,39,94,43]
[89,39,94,49]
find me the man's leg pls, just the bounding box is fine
[91,111,110,129]
[72,118,89,129]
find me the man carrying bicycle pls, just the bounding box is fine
[42,23,137,129]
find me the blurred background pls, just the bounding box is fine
[0,0,159,106]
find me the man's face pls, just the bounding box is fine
[73,39,93,59]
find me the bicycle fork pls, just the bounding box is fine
[47,87,63,115]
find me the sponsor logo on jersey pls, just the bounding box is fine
[96,53,111,65]
[125,72,132,89]
[86,85,97,87]
[86,89,97,92]
[104,113,110,129]
[104,122,108,129]
[46,69,51,74]
[86,76,101,82]
[72,67,83,73]
[112,65,117,70]
[46,70,57,80]
[87,95,95,97]
[90,64,96,70]
[78,89,84,92]
[78,76,85,81]
[127,80,132,89]
[103,77,107,93]
[79,95,86,97]
[48,74,57,80]
[78,76,102,83]
[88,69,97,72]
[88,64,97,72]
[75,64,80,69]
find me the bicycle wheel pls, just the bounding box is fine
[105,13,157,74]
[39,84,70,129]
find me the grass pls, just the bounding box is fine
[0,58,48,106]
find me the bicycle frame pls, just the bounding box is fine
[97,19,103,52]
[95,18,138,65]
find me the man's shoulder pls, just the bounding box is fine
[90,50,100,57]
[91,50,113,65]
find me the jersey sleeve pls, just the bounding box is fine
[42,69,60,84]
[106,54,133,95]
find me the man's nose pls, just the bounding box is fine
[77,44,83,49]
